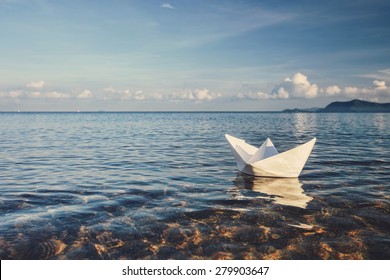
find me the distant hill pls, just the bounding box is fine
[282,99,390,113]
[321,99,390,112]
[282,108,321,113]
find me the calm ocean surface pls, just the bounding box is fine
[0,112,389,259]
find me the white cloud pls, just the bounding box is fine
[28,91,42,98]
[169,88,222,102]
[103,87,145,100]
[133,90,145,100]
[373,80,387,90]
[237,72,390,102]
[78,89,93,99]
[193,89,209,100]
[272,73,318,99]
[103,86,116,94]
[11,90,23,98]
[325,85,341,96]
[152,92,164,100]
[161,3,175,9]
[238,92,269,100]
[2,90,22,98]
[344,86,360,95]
[45,91,70,99]
[2,72,389,108]
[27,91,70,99]
[1,89,70,99]
[341,83,390,99]
[275,87,289,99]
[192,88,216,101]
[26,80,45,89]
[119,92,132,99]
[103,87,219,102]
[238,89,288,100]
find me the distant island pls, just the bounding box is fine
[283,99,390,113]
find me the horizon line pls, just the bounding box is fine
[0,110,281,113]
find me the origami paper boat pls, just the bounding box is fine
[225,134,316,178]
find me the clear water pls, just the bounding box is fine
[0,112,389,259]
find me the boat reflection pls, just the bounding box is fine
[234,174,313,209]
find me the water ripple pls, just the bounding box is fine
[0,112,389,259]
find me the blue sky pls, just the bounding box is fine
[0,0,389,111]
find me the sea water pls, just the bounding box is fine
[0,112,389,259]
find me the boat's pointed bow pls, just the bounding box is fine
[225,134,242,144]
[307,137,317,149]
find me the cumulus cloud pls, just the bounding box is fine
[238,89,288,100]
[28,91,70,99]
[2,73,389,107]
[26,80,45,89]
[343,86,360,95]
[133,90,145,100]
[336,80,390,99]
[152,92,164,100]
[102,87,220,102]
[272,73,318,99]
[31,91,70,99]
[169,88,222,102]
[192,88,219,101]
[28,91,42,98]
[45,91,70,99]
[238,91,269,100]
[373,80,387,90]
[324,85,341,96]
[1,89,70,99]
[237,72,390,102]
[161,3,174,9]
[274,87,289,99]
[0,90,22,98]
[103,87,145,100]
[270,73,384,99]
[77,89,93,99]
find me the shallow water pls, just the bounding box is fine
[0,112,389,259]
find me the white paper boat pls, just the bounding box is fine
[225,134,316,178]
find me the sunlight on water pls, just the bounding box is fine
[0,112,389,259]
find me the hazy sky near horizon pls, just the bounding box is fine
[0,0,389,111]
